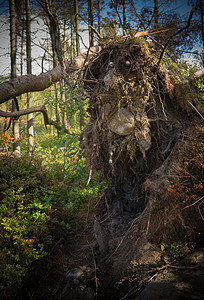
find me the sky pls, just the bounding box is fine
[0,0,203,77]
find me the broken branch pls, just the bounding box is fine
[0,45,102,104]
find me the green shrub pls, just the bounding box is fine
[0,135,108,298]
[0,158,52,298]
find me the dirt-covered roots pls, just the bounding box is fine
[81,37,189,213]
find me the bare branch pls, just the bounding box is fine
[0,105,73,135]
[157,9,194,66]
[77,13,102,40]
[0,106,46,118]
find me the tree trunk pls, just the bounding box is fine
[88,0,94,47]
[122,0,127,35]
[71,13,74,59]
[9,0,20,154]
[154,0,159,28]
[26,0,34,156]
[74,0,80,55]
[199,0,204,55]
[97,0,101,35]
[61,9,69,130]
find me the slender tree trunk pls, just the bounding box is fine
[71,13,74,59]
[98,0,101,34]
[122,0,127,35]
[154,0,159,28]
[61,6,68,129]
[20,10,24,115]
[10,0,16,79]
[55,84,61,127]
[88,0,94,47]
[46,0,61,127]
[9,0,20,153]
[26,0,34,156]
[20,20,24,77]
[74,0,80,55]
[199,0,204,51]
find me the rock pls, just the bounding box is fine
[183,249,204,265]
[93,219,109,257]
[112,201,123,215]
[136,249,204,300]
[65,268,84,282]
[107,108,135,136]
[58,285,95,300]
[136,282,188,300]
[130,238,160,266]
[112,217,122,227]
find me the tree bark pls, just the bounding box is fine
[123,0,127,35]
[9,0,20,153]
[26,0,34,156]
[74,0,80,55]
[199,0,204,57]
[0,45,102,104]
[154,0,159,28]
[88,0,94,47]
[97,0,101,35]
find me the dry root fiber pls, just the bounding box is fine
[140,126,204,246]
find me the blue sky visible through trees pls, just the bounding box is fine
[0,0,203,76]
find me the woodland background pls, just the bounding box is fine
[0,0,203,299]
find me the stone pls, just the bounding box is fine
[65,268,84,282]
[112,201,123,215]
[107,108,135,136]
[136,282,188,300]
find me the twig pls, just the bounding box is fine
[130,0,145,31]
[77,13,102,40]
[87,166,93,186]
[187,100,204,119]
[198,200,204,221]
[181,196,204,210]
[91,247,98,299]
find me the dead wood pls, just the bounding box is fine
[0,45,102,104]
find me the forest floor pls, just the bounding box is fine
[21,193,204,300]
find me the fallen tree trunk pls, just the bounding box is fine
[0,45,102,104]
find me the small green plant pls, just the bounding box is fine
[159,243,166,265]
[170,242,184,256]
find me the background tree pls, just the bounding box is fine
[88,0,94,46]
[9,0,20,154]
[26,0,34,156]
[74,0,80,55]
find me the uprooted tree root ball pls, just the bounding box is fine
[80,37,203,245]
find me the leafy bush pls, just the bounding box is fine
[0,133,107,298]
[0,157,52,299]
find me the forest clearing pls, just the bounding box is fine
[0,0,204,299]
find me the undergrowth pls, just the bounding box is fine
[0,132,107,299]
